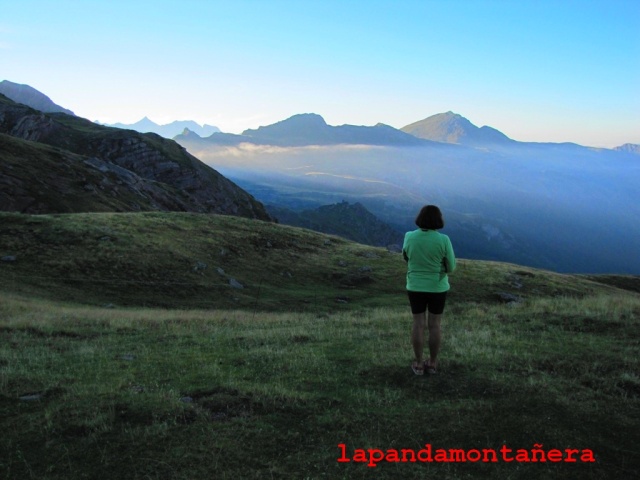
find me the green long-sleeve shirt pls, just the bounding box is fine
[402,229,456,292]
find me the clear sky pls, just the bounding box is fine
[2,0,638,147]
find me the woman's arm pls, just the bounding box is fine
[445,236,456,273]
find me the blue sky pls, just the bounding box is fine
[2,0,638,147]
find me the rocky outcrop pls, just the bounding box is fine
[0,133,196,214]
[9,113,58,142]
[0,94,272,220]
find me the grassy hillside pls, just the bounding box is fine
[0,211,620,311]
[1,212,638,478]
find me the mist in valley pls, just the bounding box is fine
[184,141,640,274]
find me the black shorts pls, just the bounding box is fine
[407,291,447,315]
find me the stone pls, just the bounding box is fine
[193,261,207,272]
[19,393,43,401]
[497,292,522,303]
[229,278,244,289]
[1,255,17,262]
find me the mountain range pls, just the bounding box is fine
[177,113,433,147]
[181,111,639,274]
[2,80,639,274]
[176,111,638,152]
[3,79,636,151]
[105,117,220,139]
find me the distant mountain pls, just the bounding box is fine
[268,201,403,248]
[244,113,434,146]
[0,93,271,220]
[0,80,75,115]
[176,113,435,147]
[401,111,513,146]
[106,117,220,139]
[614,143,640,154]
[181,129,253,146]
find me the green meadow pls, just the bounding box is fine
[1,212,639,479]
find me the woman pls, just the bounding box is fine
[402,205,456,375]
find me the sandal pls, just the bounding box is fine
[424,361,437,375]
[411,361,424,376]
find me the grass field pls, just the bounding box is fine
[1,212,639,479]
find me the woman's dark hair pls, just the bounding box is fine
[415,205,444,230]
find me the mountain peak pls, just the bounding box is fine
[614,143,640,155]
[246,113,328,132]
[180,127,201,138]
[241,113,329,145]
[401,112,511,146]
[135,117,158,129]
[289,113,327,124]
[0,80,75,116]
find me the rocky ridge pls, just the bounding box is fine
[0,94,272,220]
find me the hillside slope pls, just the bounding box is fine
[268,201,403,247]
[0,94,271,219]
[1,212,638,479]
[0,212,627,311]
[0,133,191,213]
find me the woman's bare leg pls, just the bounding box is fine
[427,313,442,369]
[412,312,427,365]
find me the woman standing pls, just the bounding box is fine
[402,205,456,375]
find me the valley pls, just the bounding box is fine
[179,132,640,274]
